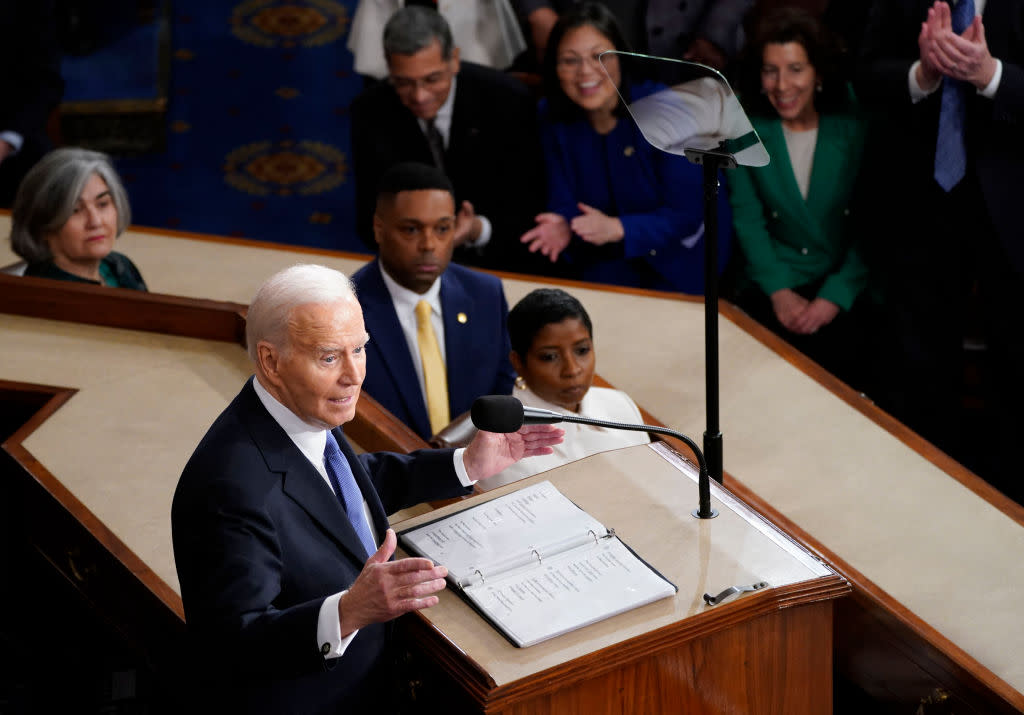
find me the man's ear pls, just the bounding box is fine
[450,46,460,74]
[372,212,384,247]
[257,341,281,384]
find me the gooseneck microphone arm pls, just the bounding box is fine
[540,412,716,520]
[472,396,718,519]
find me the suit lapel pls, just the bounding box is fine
[803,115,841,226]
[439,270,476,418]
[239,380,375,565]
[760,119,824,240]
[361,262,432,437]
[447,73,482,180]
[392,90,435,166]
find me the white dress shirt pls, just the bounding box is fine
[413,77,492,249]
[251,376,474,660]
[379,261,446,409]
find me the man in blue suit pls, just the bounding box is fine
[352,162,517,441]
[171,263,560,713]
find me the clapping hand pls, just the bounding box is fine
[571,203,624,246]
[521,212,571,261]
[454,200,482,247]
[919,1,997,89]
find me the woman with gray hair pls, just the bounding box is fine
[9,146,146,290]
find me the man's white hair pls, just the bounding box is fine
[246,264,357,361]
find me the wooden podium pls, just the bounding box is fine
[7,219,1022,711]
[393,442,849,714]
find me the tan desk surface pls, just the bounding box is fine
[2,216,1023,695]
[2,313,253,596]
[393,442,833,687]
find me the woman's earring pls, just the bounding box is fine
[515,375,527,390]
[816,82,823,92]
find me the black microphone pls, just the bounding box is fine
[471,395,565,432]
[471,395,718,519]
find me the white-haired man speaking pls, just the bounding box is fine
[171,264,561,713]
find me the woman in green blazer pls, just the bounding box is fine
[728,8,874,389]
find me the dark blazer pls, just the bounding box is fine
[854,0,1024,274]
[350,62,546,272]
[351,260,516,440]
[171,378,470,713]
[0,0,64,206]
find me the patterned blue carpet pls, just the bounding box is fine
[110,0,368,253]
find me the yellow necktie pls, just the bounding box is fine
[415,299,450,435]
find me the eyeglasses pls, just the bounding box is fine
[388,69,451,94]
[556,51,616,75]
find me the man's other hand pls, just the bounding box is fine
[338,529,447,636]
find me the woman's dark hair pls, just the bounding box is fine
[739,7,849,116]
[541,1,633,123]
[508,288,594,358]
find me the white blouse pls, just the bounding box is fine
[478,384,651,490]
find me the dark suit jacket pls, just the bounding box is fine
[350,62,547,273]
[171,378,470,714]
[351,260,516,441]
[854,0,1024,274]
[0,0,64,206]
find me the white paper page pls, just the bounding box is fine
[464,536,676,647]
[400,481,606,583]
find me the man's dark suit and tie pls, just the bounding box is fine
[350,6,547,273]
[352,162,517,442]
[854,0,1024,502]
[171,264,561,713]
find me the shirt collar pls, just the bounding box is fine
[252,374,328,467]
[517,382,598,416]
[378,259,442,317]
[418,75,457,139]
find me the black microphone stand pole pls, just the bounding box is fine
[685,148,736,485]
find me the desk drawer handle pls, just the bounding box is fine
[703,581,768,606]
[66,547,96,584]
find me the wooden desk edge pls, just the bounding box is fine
[402,573,849,710]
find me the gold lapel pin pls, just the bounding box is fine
[624,146,635,157]
[457,312,468,324]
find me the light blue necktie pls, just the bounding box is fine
[934,0,975,191]
[324,433,377,559]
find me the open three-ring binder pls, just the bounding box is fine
[398,481,677,647]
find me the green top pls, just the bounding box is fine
[728,110,869,311]
[25,251,148,291]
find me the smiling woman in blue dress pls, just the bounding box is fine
[519,1,730,295]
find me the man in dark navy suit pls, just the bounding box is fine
[352,162,517,442]
[855,0,1024,503]
[350,5,547,273]
[171,263,560,713]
